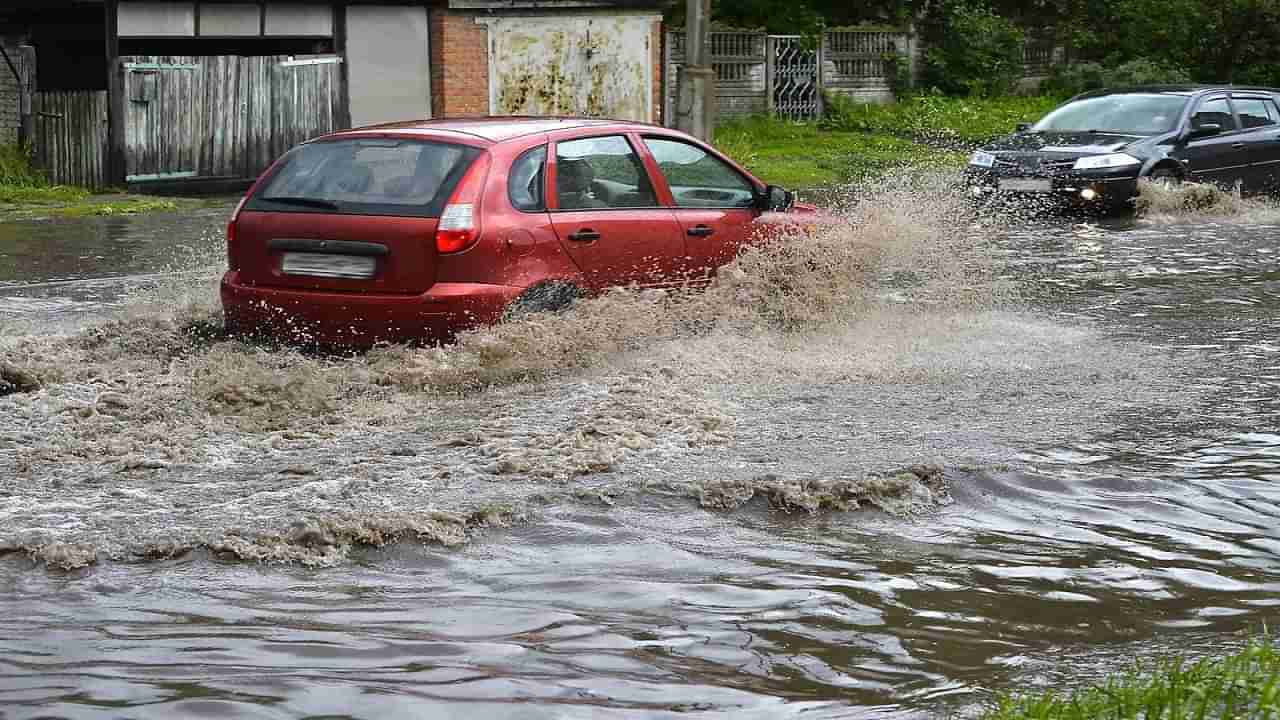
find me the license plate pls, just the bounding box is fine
[999,178,1053,193]
[281,252,377,279]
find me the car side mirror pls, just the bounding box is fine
[1185,123,1222,140]
[757,184,794,212]
[1016,122,1032,132]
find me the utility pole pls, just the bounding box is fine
[675,0,714,141]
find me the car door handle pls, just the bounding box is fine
[686,225,715,237]
[1232,142,1246,149]
[567,229,600,242]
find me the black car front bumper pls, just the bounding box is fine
[963,168,1141,208]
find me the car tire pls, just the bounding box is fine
[1147,167,1182,188]
[502,282,581,321]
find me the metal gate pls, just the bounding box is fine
[768,35,821,120]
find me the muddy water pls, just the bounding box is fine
[1,184,1278,718]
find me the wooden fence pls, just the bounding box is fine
[122,54,346,183]
[34,91,109,190]
[33,54,346,189]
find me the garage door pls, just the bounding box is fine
[481,15,658,122]
[346,6,431,127]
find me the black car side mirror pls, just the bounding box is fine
[1016,122,1032,132]
[1184,123,1223,140]
[757,184,794,212]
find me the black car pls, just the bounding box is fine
[964,85,1280,210]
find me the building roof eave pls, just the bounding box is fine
[447,0,671,10]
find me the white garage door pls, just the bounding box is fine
[346,6,431,127]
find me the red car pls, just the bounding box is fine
[221,117,814,346]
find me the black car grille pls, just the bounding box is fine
[993,156,1077,175]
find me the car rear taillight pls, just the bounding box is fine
[226,193,250,270]
[436,203,476,254]
[226,220,237,269]
[436,153,491,254]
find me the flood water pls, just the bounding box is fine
[1,183,1278,718]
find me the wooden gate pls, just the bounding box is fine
[123,60,200,182]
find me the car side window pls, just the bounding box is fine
[1191,97,1238,131]
[643,137,756,209]
[554,135,657,211]
[1233,97,1280,129]
[509,145,546,212]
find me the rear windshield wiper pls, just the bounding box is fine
[259,196,339,210]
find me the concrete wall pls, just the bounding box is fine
[119,2,196,37]
[199,4,261,36]
[117,1,333,38]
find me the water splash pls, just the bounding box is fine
[0,171,1194,569]
[1134,177,1279,221]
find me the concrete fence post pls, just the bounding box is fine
[675,0,714,140]
[905,21,920,91]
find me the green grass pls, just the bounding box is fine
[0,143,194,219]
[823,93,1065,147]
[984,639,1280,720]
[0,184,92,204]
[54,198,180,217]
[713,115,966,188]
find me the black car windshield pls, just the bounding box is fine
[246,138,480,217]
[1032,94,1190,135]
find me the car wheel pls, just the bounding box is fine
[502,282,581,321]
[1148,167,1182,189]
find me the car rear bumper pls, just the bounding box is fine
[220,271,524,347]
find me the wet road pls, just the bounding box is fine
[0,186,1277,718]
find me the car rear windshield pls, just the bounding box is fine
[1032,94,1190,135]
[245,138,482,218]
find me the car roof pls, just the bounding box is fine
[1077,84,1280,99]
[328,116,669,143]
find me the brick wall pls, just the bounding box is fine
[0,40,24,146]
[429,11,490,117]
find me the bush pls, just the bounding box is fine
[921,1,1026,97]
[0,144,46,188]
[1043,58,1191,97]
[1228,63,1280,88]
[1042,62,1108,97]
[0,143,93,204]
[1107,58,1192,87]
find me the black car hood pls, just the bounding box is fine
[983,132,1143,154]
